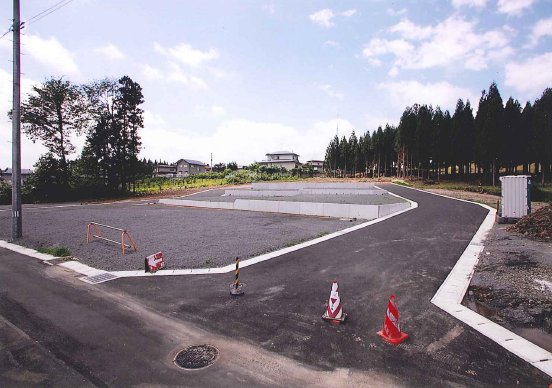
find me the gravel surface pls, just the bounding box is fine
[0,201,360,271]
[463,224,552,351]
[189,193,405,205]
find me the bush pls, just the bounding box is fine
[0,181,11,205]
[37,246,71,257]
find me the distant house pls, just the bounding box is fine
[305,160,324,173]
[1,168,33,184]
[153,164,177,178]
[258,151,302,170]
[176,159,207,177]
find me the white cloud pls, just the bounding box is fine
[140,118,356,166]
[318,84,344,100]
[341,9,357,17]
[16,34,79,75]
[263,1,275,15]
[309,9,335,28]
[324,40,340,48]
[378,80,477,110]
[452,0,487,8]
[387,8,407,17]
[0,69,48,168]
[143,110,165,127]
[154,41,219,67]
[388,67,399,77]
[94,43,125,61]
[497,0,534,16]
[142,62,208,89]
[211,105,227,116]
[141,64,163,81]
[505,52,552,95]
[528,17,552,47]
[363,38,414,60]
[363,16,514,71]
[388,18,433,40]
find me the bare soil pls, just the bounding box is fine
[508,204,552,240]
[464,224,552,352]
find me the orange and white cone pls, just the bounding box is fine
[322,281,347,325]
[377,294,408,345]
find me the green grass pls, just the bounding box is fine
[134,170,301,194]
[393,178,552,203]
[37,246,71,257]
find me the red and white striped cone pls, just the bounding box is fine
[377,294,409,345]
[322,281,347,325]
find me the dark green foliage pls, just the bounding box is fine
[323,82,552,185]
[18,78,88,188]
[37,246,71,257]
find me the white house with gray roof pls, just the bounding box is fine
[176,159,207,177]
[258,151,302,171]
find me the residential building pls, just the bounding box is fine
[176,159,207,177]
[1,168,33,184]
[258,151,302,170]
[305,160,324,173]
[153,164,177,178]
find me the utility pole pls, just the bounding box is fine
[11,0,22,239]
[210,153,213,170]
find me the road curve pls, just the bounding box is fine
[0,184,549,386]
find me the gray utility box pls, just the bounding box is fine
[499,175,531,220]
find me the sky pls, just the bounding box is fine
[1,0,552,169]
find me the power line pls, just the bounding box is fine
[25,0,76,26]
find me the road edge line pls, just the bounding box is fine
[393,183,552,377]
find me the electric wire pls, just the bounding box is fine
[25,0,77,25]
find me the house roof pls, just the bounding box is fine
[266,151,299,156]
[307,160,324,163]
[177,159,206,166]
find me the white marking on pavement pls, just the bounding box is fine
[397,184,552,378]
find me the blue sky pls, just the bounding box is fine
[1,0,552,168]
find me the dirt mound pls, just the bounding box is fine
[508,204,552,240]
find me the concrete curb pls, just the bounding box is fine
[396,184,552,378]
[0,191,417,282]
[110,193,418,278]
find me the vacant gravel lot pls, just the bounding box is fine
[0,200,359,271]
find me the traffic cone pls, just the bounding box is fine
[322,281,347,325]
[377,294,408,345]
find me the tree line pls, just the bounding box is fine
[325,82,552,185]
[9,76,149,201]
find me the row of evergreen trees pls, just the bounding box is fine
[324,83,552,185]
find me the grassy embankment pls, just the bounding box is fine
[392,178,552,209]
[134,170,300,195]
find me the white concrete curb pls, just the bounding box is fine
[0,190,417,282]
[396,183,552,378]
[110,193,418,278]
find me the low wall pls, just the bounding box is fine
[251,182,377,190]
[225,188,384,196]
[159,198,410,220]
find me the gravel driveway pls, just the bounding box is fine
[0,201,359,271]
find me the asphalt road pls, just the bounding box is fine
[0,184,550,386]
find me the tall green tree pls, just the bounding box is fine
[19,78,88,187]
[476,82,504,185]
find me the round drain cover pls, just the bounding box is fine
[174,345,219,370]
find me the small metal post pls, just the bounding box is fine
[230,257,244,295]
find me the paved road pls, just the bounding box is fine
[0,184,549,386]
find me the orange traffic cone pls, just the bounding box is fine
[377,294,409,345]
[322,281,347,325]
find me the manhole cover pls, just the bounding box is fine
[174,345,219,370]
